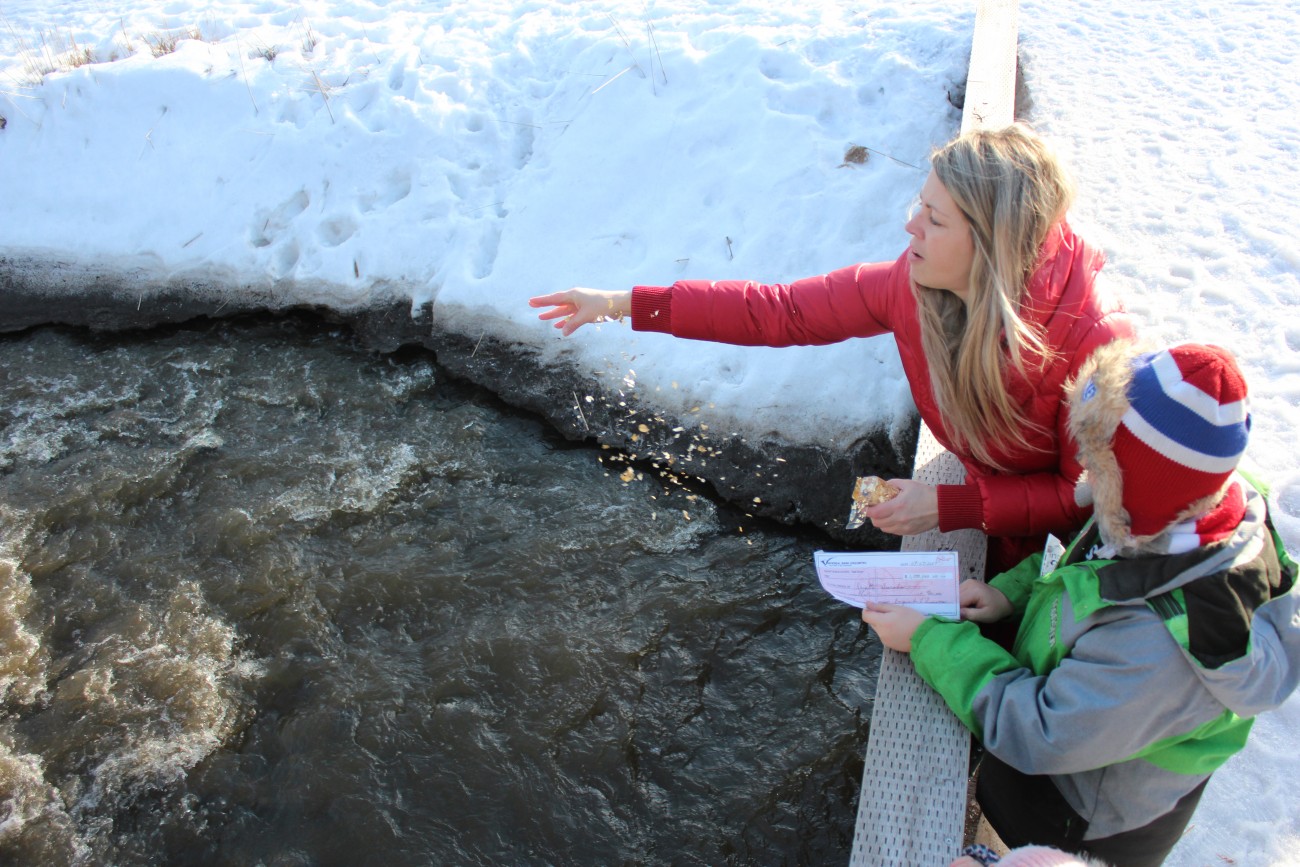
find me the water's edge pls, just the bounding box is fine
[0,260,918,548]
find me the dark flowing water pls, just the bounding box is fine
[0,316,879,866]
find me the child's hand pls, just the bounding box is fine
[959,579,1013,623]
[861,602,925,652]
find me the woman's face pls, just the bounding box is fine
[905,171,976,300]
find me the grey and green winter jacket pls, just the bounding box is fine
[910,479,1300,840]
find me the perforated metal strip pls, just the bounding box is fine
[849,0,1018,860]
[849,424,988,866]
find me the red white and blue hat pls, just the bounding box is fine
[1067,340,1251,550]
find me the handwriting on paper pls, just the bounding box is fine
[813,550,960,618]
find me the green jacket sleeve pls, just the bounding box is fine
[989,552,1043,616]
[911,617,1024,739]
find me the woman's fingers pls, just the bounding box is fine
[528,290,571,308]
[534,304,576,322]
[864,480,939,536]
[529,291,586,333]
[528,292,576,320]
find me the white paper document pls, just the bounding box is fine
[813,550,960,618]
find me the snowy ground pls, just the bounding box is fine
[1,1,1297,863]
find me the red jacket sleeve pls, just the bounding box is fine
[630,258,909,346]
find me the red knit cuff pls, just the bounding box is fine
[630,285,673,333]
[937,484,984,532]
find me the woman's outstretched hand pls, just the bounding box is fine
[862,479,939,536]
[529,288,633,336]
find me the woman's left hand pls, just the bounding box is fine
[863,479,939,536]
[861,602,925,653]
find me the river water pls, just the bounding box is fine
[0,316,880,866]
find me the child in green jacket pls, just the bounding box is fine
[862,341,1300,867]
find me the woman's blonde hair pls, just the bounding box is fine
[914,123,1076,469]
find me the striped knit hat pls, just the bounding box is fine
[1067,340,1251,552]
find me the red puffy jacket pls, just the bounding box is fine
[630,222,1135,573]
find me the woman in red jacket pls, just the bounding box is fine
[530,125,1134,574]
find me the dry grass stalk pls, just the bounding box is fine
[145,26,202,58]
[300,22,317,56]
[309,69,335,123]
[233,35,259,114]
[646,20,667,85]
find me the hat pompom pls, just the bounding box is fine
[999,845,1098,867]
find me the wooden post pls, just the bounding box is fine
[962,0,1020,134]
